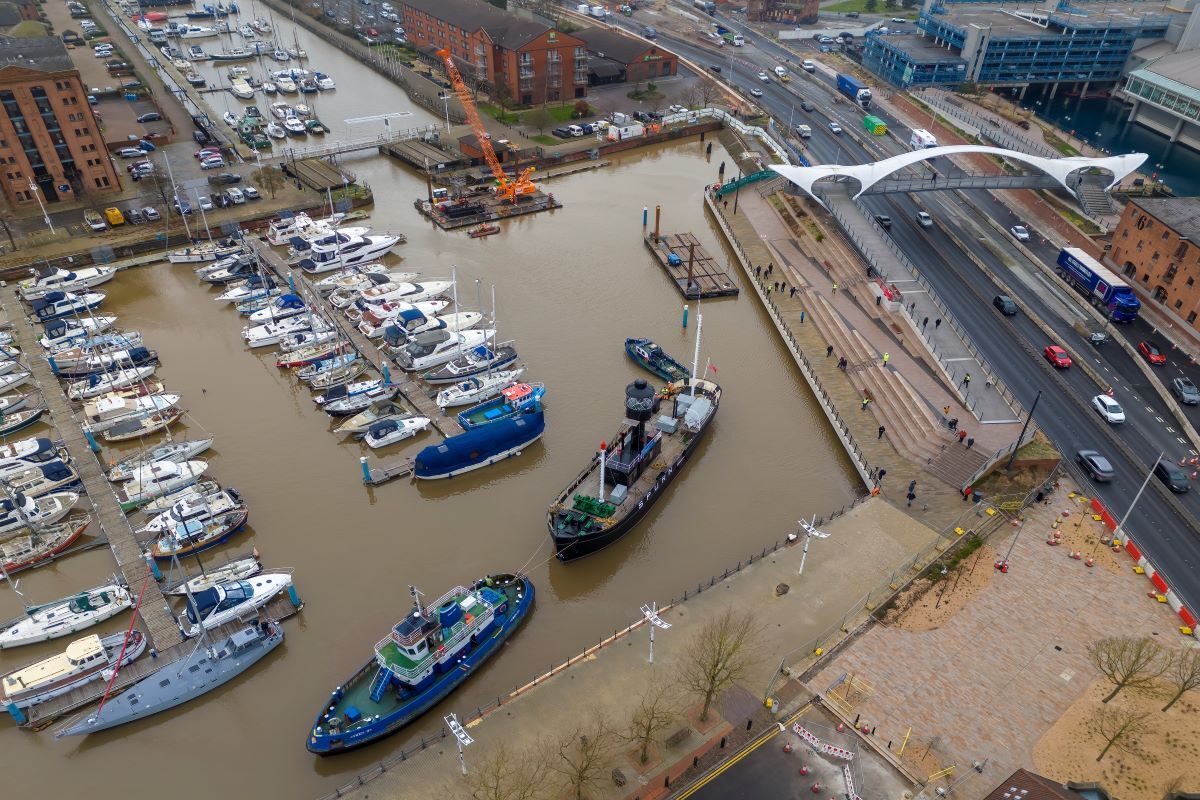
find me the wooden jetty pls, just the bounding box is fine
[23,592,302,729]
[282,157,353,192]
[381,138,464,171]
[243,239,464,439]
[363,456,414,485]
[644,232,740,300]
[0,288,183,654]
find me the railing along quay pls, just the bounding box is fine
[243,239,464,439]
[0,287,182,654]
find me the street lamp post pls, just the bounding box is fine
[441,93,451,131]
[795,515,830,576]
[444,713,473,776]
[640,602,670,664]
[27,179,54,234]
[1112,451,1163,543]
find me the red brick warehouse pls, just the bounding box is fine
[398,0,588,105]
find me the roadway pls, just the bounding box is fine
[603,12,1200,606]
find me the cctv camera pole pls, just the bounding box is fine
[1004,390,1041,471]
[1112,451,1162,544]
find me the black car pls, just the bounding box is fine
[1076,450,1114,482]
[800,101,815,112]
[193,129,211,144]
[551,127,572,139]
[207,172,243,185]
[845,10,860,17]
[709,65,722,73]
[1154,458,1190,493]
[136,112,163,123]
[993,295,1018,316]
[125,208,144,224]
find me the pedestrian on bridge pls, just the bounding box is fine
[935,318,942,329]
[961,373,972,388]
[923,317,930,330]
[882,352,890,365]
[832,282,839,293]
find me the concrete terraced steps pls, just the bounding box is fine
[926,441,991,488]
[804,293,945,467]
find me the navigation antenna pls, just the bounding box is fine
[640,602,671,664]
[409,584,425,616]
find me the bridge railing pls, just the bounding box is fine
[919,91,1059,160]
[265,126,442,163]
[862,174,1060,194]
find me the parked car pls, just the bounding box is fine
[136,139,156,152]
[213,192,233,208]
[116,147,144,158]
[1076,449,1114,482]
[103,207,125,226]
[1138,340,1166,365]
[827,121,842,134]
[1171,377,1200,405]
[226,187,246,204]
[197,195,214,211]
[200,156,226,170]
[130,164,154,179]
[83,210,106,231]
[242,186,260,200]
[1010,224,1030,242]
[195,147,222,159]
[209,173,242,185]
[668,104,687,113]
[173,197,192,215]
[1091,394,1125,423]
[1154,458,1190,492]
[551,127,572,138]
[126,159,152,173]
[142,206,161,221]
[1043,345,1072,368]
[136,111,163,123]
[916,211,934,228]
[993,295,1017,316]
[874,214,892,229]
[125,207,144,225]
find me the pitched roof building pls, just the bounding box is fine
[982,769,1113,800]
[573,27,677,84]
[398,0,587,105]
[0,37,121,207]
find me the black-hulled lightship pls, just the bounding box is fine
[548,319,720,561]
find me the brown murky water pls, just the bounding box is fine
[2,36,856,800]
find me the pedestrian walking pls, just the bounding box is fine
[755,265,762,277]
[967,437,975,449]
[906,490,916,507]
[922,316,930,329]
[862,395,871,411]
[837,357,847,370]
[723,200,728,210]
[790,286,797,298]
[768,263,774,275]
[826,344,834,357]
[877,468,887,483]
[948,417,958,431]
[942,405,951,417]
[961,373,972,388]
[962,485,973,502]
[882,352,890,365]
[908,479,917,494]
[878,425,886,439]
[934,318,942,329]
[832,282,839,293]
[957,430,967,444]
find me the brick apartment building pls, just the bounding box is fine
[1110,196,1200,331]
[573,27,678,85]
[0,37,120,208]
[398,0,587,105]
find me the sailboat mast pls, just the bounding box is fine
[691,313,702,382]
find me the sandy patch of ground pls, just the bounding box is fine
[1034,679,1200,800]
[1036,495,1126,576]
[883,544,995,632]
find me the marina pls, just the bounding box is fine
[0,11,858,800]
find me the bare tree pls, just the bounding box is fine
[1088,705,1151,762]
[0,214,17,252]
[1161,647,1200,712]
[525,107,553,134]
[681,607,760,722]
[547,716,616,800]
[468,740,549,800]
[252,166,287,200]
[624,678,677,765]
[1087,636,1166,704]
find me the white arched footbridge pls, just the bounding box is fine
[771,145,1148,205]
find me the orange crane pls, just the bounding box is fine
[436,48,537,203]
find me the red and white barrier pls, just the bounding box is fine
[793,723,822,749]
[822,743,855,761]
[844,765,864,800]
[1090,498,1199,635]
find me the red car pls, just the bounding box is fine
[366,27,379,36]
[1043,345,1072,369]
[1139,341,1166,365]
[194,147,221,160]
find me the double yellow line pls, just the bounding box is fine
[673,705,811,799]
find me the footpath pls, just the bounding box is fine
[325,499,950,800]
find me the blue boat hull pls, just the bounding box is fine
[306,577,535,754]
[414,408,544,480]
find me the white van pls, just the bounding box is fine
[226,187,246,205]
[567,125,584,137]
[774,66,787,78]
[794,124,812,139]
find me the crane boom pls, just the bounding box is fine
[436,48,537,202]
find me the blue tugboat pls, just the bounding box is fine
[307,574,534,754]
[457,382,544,430]
[625,338,691,382]
[414,406,545,480]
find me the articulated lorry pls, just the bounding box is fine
[1056,247,1142,322]
[836,73,871,109]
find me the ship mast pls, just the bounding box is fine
[409,584,425,616]
[690,312,703,385]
